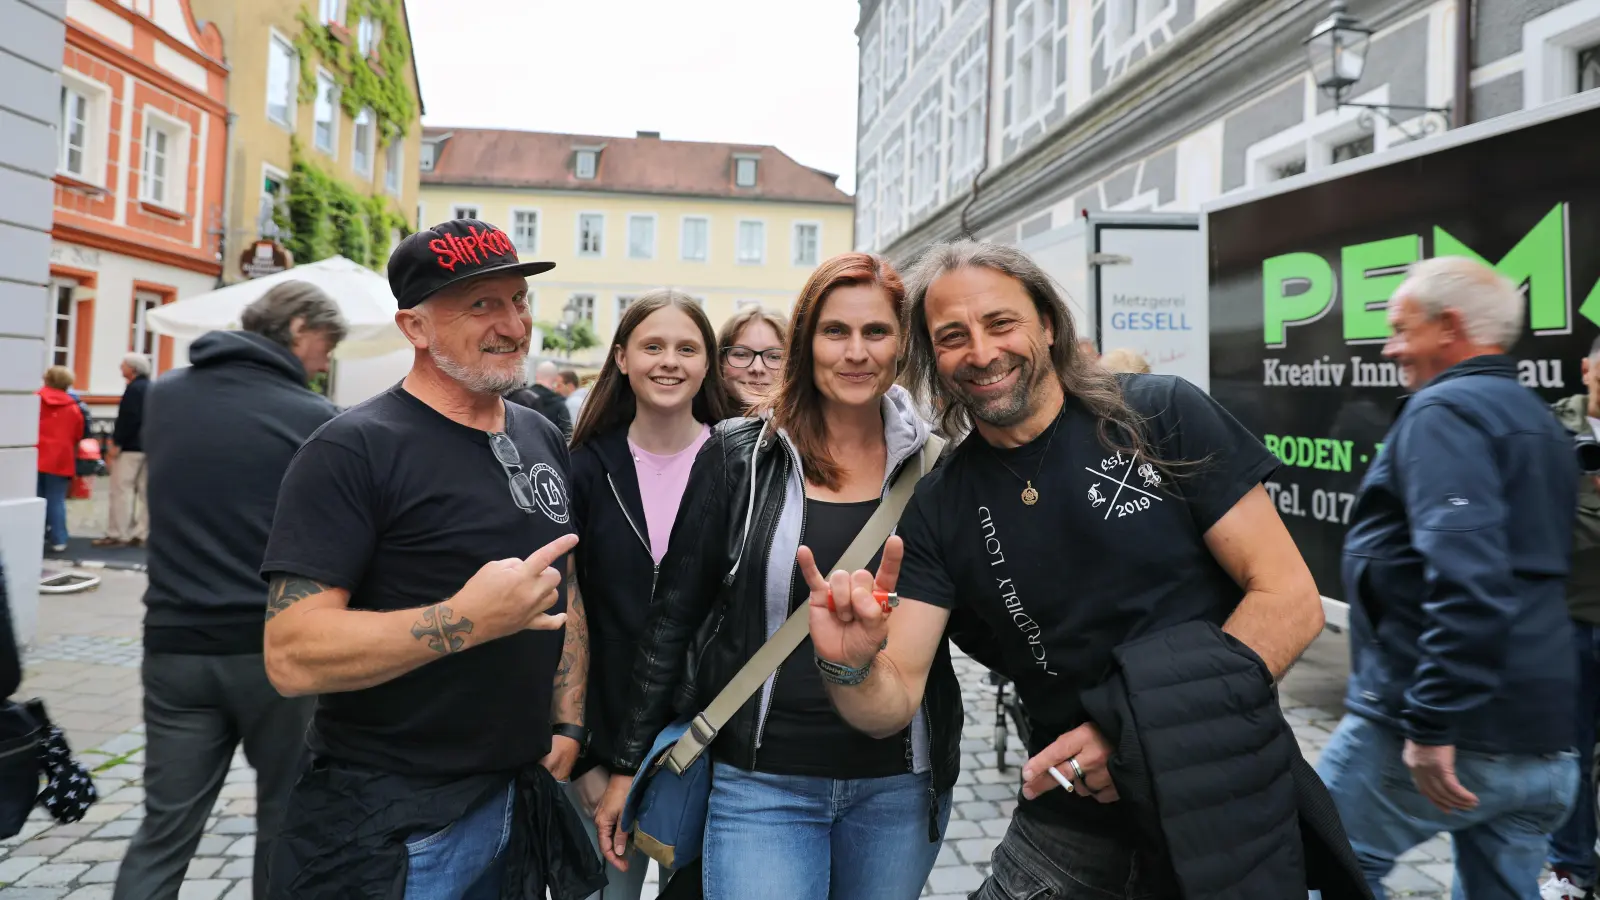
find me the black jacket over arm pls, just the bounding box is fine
[1079,621,1370,900]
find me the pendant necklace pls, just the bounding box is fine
[987,408,1064,506]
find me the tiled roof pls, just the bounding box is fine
[419,128,853,206]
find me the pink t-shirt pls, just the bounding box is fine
[630,423,712,564]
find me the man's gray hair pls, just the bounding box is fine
[240,281,349,350]
[121,353,151,377]
[1395,256,1524,349]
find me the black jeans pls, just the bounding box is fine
[971,804,1180,900]
[113,652,313,900]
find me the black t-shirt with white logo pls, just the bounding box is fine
[261,385,574,776]
[895,374,1278,830]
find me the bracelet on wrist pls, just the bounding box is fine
[813,638,887,687]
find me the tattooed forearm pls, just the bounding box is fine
[411,604,475,655]
[266,576,329,621]
[552,566,588,726]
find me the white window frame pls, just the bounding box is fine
[883,0,908,92]
[575,149,598,180]
[357,16,377,54]
[792,221,822,267]
[510,208,540,255]
[1524,0,1600,106]
[911,86,942,212]
[260,163,288,239]
[916,0,943,45]
[736,219,766,265]
[265,31,298,129]
[319,0,341,24]
[948,26,987,190]
[452,204,480,220]
[140,109,190,211]
[1108,0,1174,60]
[616,294,639,324]
[385,140,403,195]
[1244,85,1393,189]
[860,24,881,126]
[577,212,605,257]
[58,86,90,178]
[734,155,759,188]
[680,215,710,262]
[1009,0,1055,128]
[313,70,339,156]
[856,163,877,252]
[131,290,163,360]
[569,293,596,324]
[57,71,108,185]
[880,132,905,246]
[49,278,79,371]
[352,107,376,177]
[626,214,657,260]
[420,141,437,171]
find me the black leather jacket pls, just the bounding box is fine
[609,390,963,841]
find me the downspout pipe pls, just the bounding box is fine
[1453,0,1472,128]
[216,112,238,288]
[959,0,1000,240]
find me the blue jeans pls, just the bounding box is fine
[403,780,514,900]
[37,473,69,547]
[1549,621,1600,885]
[1317,713,1578,900]
[701,762,950,900]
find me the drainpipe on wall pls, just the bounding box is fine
[958,0,1001,240]
[1453,0,1473,128]
[215,112,238,288]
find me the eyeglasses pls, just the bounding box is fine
[488,431,537,514]
[723,346,783,369]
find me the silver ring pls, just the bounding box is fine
[1068,757,1085,783]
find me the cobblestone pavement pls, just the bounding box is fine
[6,568,1461,898]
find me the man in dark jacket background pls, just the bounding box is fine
[1544,335,1600,900]
[1321,256,1580,900]
[114,281,347,900]
[508,360,573,438]
[97,353,151,548]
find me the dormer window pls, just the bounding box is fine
[420,142,436,171]
[575,149,598,179]
[734,155,758,188]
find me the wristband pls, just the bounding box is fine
[552,722,589,754]
[813,637,887,687]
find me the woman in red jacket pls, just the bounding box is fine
[37,366,84,552]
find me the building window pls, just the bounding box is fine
[948,27,987,189]
[734,156,759,188]
[267,35,296,127]
[856,165,877,252]
[1330,133,1374,164]
[860,25,881,127]
[911,86,941,212]
[578,213,604,256]
[141,122,172,206]
[681,216,709,261]
[793,223,820,267]
[1110,0,1172,50]
[1011,0,1054,124]
[420,141,436,171]
[452,205,479,220]
[512,210,539,254]
[59,87,89,177]
[260,170,286,238]
[314,73,338,155]
[357,16,377,54]
[570,293,596,324]
[881,134,905,245]
[575,149,598,179]
[353,108,375,176]
[131,291,162,358]
[883,0,908,93]
[1272,157,1307,181]
[319,0,340,24]
[385,140,403,195]
[50,280,77,370]
[616,294,638,322]
[916,0,942,46]
[737,220,765,264]
[628,215,656,259]
[1582,43,1600,91]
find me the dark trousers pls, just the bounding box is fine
[970,804,1179,899]
[1549,620,1600,884]
[113,652,312,900]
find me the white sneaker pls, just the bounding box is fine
[1543,873,1593,900]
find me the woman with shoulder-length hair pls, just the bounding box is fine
[716,305,789,413]
[594,254,960,900]
[566,288,735,899]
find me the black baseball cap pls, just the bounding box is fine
[387,218,556,310]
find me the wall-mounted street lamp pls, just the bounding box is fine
[1304,0,1453,142]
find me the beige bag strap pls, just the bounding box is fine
[663,434,947,775]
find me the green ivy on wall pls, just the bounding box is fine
[281,141,409,271]
[293,0,416,144]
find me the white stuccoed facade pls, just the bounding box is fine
[0,0,68,645]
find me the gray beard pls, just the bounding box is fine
[428,344,526,395]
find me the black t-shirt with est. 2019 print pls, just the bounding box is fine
[894,374,1280,833]
[260,385,575,777]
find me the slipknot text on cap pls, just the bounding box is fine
[429,226,516,272]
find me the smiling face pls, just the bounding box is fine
[616,306,708,415]
[810,283,900,412]
[400,274,532,395]
[723,319,784,407]
[923,266,1055,428]
[1383,293,1457,390]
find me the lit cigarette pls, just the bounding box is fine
[1048,766,1075,793]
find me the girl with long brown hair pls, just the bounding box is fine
[594,254,960,899]
[566,289,733,899]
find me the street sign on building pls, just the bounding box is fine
[241,240,293,279]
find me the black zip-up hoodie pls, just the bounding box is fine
[142,331,338,654]
[568,425,666,778]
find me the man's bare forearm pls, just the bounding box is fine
[823,652,919,739]
[264,575,482,696]
[1222,585,1324,681]
[552,567,587,727]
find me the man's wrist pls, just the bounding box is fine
[553,722,588,754]
[814,638,886,687]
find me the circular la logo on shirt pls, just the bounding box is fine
[528,463,571,525]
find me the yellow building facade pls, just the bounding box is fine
[418,129,854,363]
[188,0,424,283]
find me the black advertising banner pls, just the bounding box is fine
[1207,102,1600,601]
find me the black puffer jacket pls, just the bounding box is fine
[609,387,962,842]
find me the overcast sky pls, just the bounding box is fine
[408,0,863,193]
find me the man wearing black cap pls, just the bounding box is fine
[259,219,604,899]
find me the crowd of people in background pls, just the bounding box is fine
[32,211,1600,900]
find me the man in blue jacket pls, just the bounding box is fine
[1319,255,1581,900]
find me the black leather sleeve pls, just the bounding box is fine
[609,424,741,774]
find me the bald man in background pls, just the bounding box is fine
[508,360,573,439]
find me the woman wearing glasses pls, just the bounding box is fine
[566,289,734,899]
[716,306,789,412]
[594,254,960,900]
